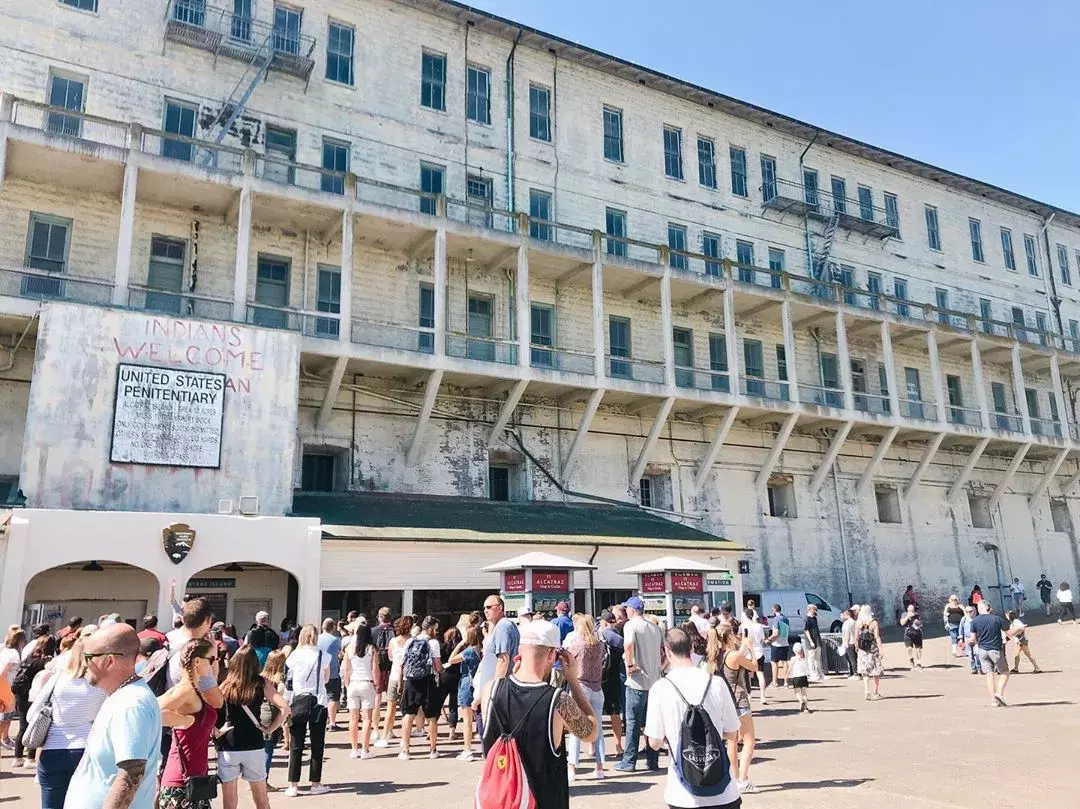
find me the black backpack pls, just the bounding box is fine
[402,637,431,680]
[11,659,42,696]
[373,624,395,673]
[667,676,732,797]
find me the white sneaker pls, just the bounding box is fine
[284,786,299,798]
[397,751,409,761]
[309,784,330,796]
[349,750,360,759]
[456,750,475,761]
[737,780,759,794]
[567,768,577,783]
[373,738,390,748]
[428,750,439,760]
[360,751,376,760]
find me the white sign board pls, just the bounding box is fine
[110,363,226,467]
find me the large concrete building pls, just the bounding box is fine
[1,0,1078,628]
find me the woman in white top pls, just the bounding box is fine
[1058,582,1076,623]
[341,622,377,759]
[0,626,25,750]
[375,616,414,748]
[741,610,768,707]
[29,640,107,809]
[283,624,331,797]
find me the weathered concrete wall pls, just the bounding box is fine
[21,302,300,514]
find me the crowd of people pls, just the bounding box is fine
[0,575,1073,809]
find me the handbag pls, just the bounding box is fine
[289,651,327,725]
[179,733,219,801]
[21,672,60,750]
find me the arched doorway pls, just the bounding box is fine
[183,563,298,636]
[22,561,160,630]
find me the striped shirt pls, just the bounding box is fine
[40,673,107,750]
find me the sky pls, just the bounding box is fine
[466,0,1080,212]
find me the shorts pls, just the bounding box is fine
[977,648,1008,675]
[347,681,376,710]
[401,676,436,717]
[770,645,790,663]
[218,748,267,783]
[387,678,403,703]
[373,665,390,694]
[325,677,342,702]
[790,676,809,689]
[457,678,475,710]
[904,634,924,649]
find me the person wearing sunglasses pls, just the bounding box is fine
[157,638,219,809]
[65,623,162,809]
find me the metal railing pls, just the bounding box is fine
[351,320,435,354]
[732,263,783,290]
[743,377,791,401]
[128,286,234,322]
[530,345,595,375]
[852,391,891,416]
[674,367,731,393]
[900,398,936,421]
[606,355,665,384]
[0,266,114,306]
[946,405,984,429]
[446,333,518,365]
[799,383,843,408]
[1030,417,1064,439]
[140,129,246,173]
[245,303,339,338]
[762,178,900,239]
[990,412,1023,433]
[10,98,130,147]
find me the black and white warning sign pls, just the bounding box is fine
[110,363,226,467]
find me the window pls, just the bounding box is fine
[320,138,349,194]
[878,363,891,414]
[991,381,1009,429]
[1026,388,1042,435]
[767,247,784,289]
[697,137,716,189]
[638,477,653,508]
[467,294,494,361]
[466,175,493,227]
[421,51,447,111]
[301,454,335,492]
[837,265,855,305]
[1049,391,1061,436]
[528,189,552,241]
[1036,311,1048,347]
[1071,319,1080,352]
[668,224,688,270]
[419,162,445,215]
[875,486,901,524]
[603,106,623,162]
[743,339,764,396]
[608,316,631,378]
[663,126,683,180]
[969,218,984,262]
[760,155,777,202]
[489,465,510,502]
[673,328,693,387]
[703,232,722,277]
[736,240,754,283]
[529,84,551,141]
[867,272,882,310]
[969,494,993,529]
[263,126,297,184]
[530,303,554,367]
[1050,499,1072,533]
[314,265,341,338]
[831,177,847,213]
[1000,228,1016,271]
[61,0,97,9]
[325,21,354,85]
[883,192,899,234]
[145,236,185,314]
[776,345,789,398]
[253,255,290,328]
[466,65,491,124]
[46,72,85,137]
[925,205,941,251]
[894,278,909,316]
[803,168,819,207]
[418,283,434,353]
[980,298,993,333]
[272,5,303,55]
[850,358,868,411]
[1057,244,1072,286]
[766,476,796,518]
[946,374,964,424]
[173,0,206,26]
[1024,234,1039,276]
[729,147,747,196]
[605,208,627,257]
[857,186,873,221]
[1012,306,1027,342]
[936,288,949,324]
[24,213,70,297]
[708,333,728,392]
[904,367,923,419]
[820,353,841,406]
[231,0,253,40]
[162,99,197,162]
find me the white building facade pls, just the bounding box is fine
[1,0,1079,626]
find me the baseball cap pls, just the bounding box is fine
[555,601,569,613]
[519,619,560,648]
[622,596,645,612]
[720,601,732,613]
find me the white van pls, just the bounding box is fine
[745,590,845,634]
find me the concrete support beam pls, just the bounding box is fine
[903,432,945,498]
[781,301,799,402]
[880,321,900,417]
[316,356,348,431]
[835,311,854,411]
[970,339,990,429]
[487,380,528,446]
[231,182,253,321]
[516,244,530,368]
[723,286,739,395]
[406,231,436,262]
[754,412,799,494]
[808,421,853,496]
[629,397,675,489]
[1029,448,1069,503]
[947,437,990,501]
[1060,462,1080,496]
[661,267,674,388]
[591,233,606,381]
[857,426,899,495]
[561,388,604,482]
[339,209,354,346]
[112,161,139,306]
[0,92,12,189]
[988,442,1032,510]
[927,330,945,422]
[433,228,447,357]
[693,406,740,490]
[1011,344,1031,435]
[405,369,443,465]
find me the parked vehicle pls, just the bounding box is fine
[743,590,845,634]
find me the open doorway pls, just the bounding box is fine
[22,561,160,630]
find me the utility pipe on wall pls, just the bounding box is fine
[505,29,523,214]
[1040,214,1064,336]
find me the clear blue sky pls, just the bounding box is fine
[467,1,1080,212]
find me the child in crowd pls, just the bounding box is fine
[958,606,981,675]
[788,642,812,713]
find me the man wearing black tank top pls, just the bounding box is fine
[480,620,597,809]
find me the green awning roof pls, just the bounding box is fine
[291,493,747,552]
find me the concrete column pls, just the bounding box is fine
[1011,343,1031,434]
[591,232,606,380]
[835,311,853,411]
[231,183,253,322]
[401,589,414,616]
[661,266,674,387]
[516,244,530,368]
[880,321,900,417]
[971,339,990,430]
[112,160,139,306]
[1050,354,1069,439]
[723,286,739,395]
[781,300,799,402]
[927,330,945,422]
[433,228,447,358]
[0,92,12,191]
[339,208,353,346]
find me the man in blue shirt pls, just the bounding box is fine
[968,601,1020,707]
[552,601,573,642]
[318,618,343,730]
[767,604,791,688]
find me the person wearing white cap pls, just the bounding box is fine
[479,620,597,809]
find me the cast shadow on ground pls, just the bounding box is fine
[569,781,654,796]
[756,738,837,750]
[326,781,451,795]
[1009,700,1074,707]
[758,777,874,792]
[879,693,943,700]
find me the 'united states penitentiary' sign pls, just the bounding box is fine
[110,363,226,467]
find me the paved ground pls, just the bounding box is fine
[2,619,1076,808]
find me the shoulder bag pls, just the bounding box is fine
[179,698,219,801]
[21,672,61,750]
[289,651,327,725]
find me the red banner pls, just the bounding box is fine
[671,572,704,593]
[503,571,526,593]
[531,570,570,592]
[640,572,667,593]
